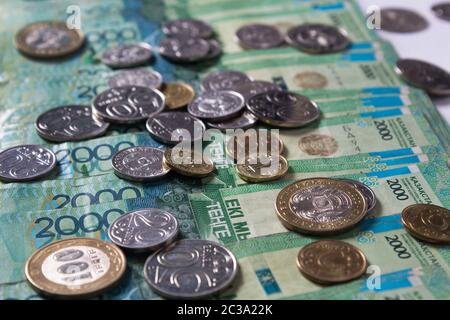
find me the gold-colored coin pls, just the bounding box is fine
[226,129,284,161]
[15,21,85,59]
[297,240,368,285]
[164,147,214,177]
[401,204,450,244]
[25,238,126,299]
[236,154,289,183]
[276,178,367,235]
[162,82,195,110]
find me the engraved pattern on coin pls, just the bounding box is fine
[201,70,252,92]
[164,148,214,178]
[188,90,245,121]
[143,239,238,299]
[286,24,350,53]
[235,24,284,49]
[339,179,377,212]
[35,105,109,142]
[0,145,56,182]
[162,19,213,38]
[108,208,179,252]
[101,43,152,68]
[298,134,338,156]
[229,80,280,102]
[236,154,288,183]
[93,86,165,124]
[206,111,258,130]
[108,68,162,89]
[112,147,170,181]
[380,8,429,33]
[159,38,210,63]
[294,71,328,89]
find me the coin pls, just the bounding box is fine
[379,8,428,33]
[108,208,179,252]
[112,146,170,181]
[143,239,238,299]
[235,24,284,49]
[35,105,109,142]
[0,145,56,182]
[286,24,350,53]
[162,19,214,39]
[226,129,284,161]
[247,90,320,127]
[276,178,367,235]
[159,37,210,63]
[187,90,245,122]
[432,3,450,22]
[395,59,450,96]
[206,111,258,130]
[236,154,288,183]
[201,70,252,92]
[25,238,126,299]
[108,68,162,89]
[401,204,450,244]
[204,39,222,60]
[229,80,280,102]
[101,43,152,68]
[164,147,214,177]
[339,178,377,212]
[92,86,165,124]
[14,21,84,58]
[161,82,195,110]
[146,112,206,145]
[297,240,368,285]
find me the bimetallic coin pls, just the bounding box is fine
[146,112,206,145]
[25,238,126,299]
[395,59,450,96]
[188,90,245,122]
[247,90,320,127]
[162,82,195,110]
[162,19,213,39]
[276,178,367,235]
[339,178,377,212]
[235,24,284,49]
[159,38,210,63]
[432,3,450,22]
[206,111,258,130]
[401,204,450,244]
[229,80,280,102]
[380,8,428,33]
[0,145,56,182]
[14,21,84,58]
[144,239,238,299]
[101,43,153,68]
[226,129,284,161]
[286,24,350,53]
[297,240,368,285]
[35,105,109,142]
[108,68,162,89]
[108,208,179,252]
[164,148,214,178]
[236,154,288,183]
[112,147,170,181]
[92,86,165,124]
[201,70,252,92]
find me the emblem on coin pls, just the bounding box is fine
[235,24,284,49]
[379,8,428,33]
[188,90,245,122]
[298,134,338,156]
[294,71,328,89]
[162,19,214,39]
[201,70,252,92]
[101,43,153,68]
[286,24,350,53]
[161,82,195,110]
[108,68,162,89]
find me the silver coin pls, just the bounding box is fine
[108,68,162,89]
[112,146,170,181]
[146,112,206,145]
[92,86,165,124]
[206,111,258,130]
[338,179,377,212]
[379,8,428,33]
[159,38,210,63]
[108,208,179,252]
[229,80,280,102]
[395,59,450,96]
[236,24,284,49]
[203,39,222,60]
[0,145,56,182]
[201,70,252,92]
[143,239,238,299]
[101,43,152,68]
[188,90,245,122]
[247,90,320,127]
[162,19,213,38]
[432,3,450,22]
[35,105,109,142]
[286,24,350,53]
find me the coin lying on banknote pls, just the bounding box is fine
[159,37,211,63]
[236,154,289,183]
[432,3,450,22]
[379,8,428,33]
[228,80,280,102]
[108,68,163,89]
[201,70,252,92]
[161,82,196,110]
[188,90,245,122]
[235,23,284,49]
[14,21,85,58]
[226,129,284,161]
[162,19,214,39]
[25,238,126,299]
[339,178,377,212]
[163,147,214,177]
[206,111,258,130]
[101,43,153,68]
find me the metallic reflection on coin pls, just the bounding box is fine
[206,111,258,130]
[143,239,238,299]
[339,178,377,212]
[188,90,245,122]
[108,208,179,252]
[0,145,56,182]
[108,68,162,89]
[35,105,109,142]
[229,80,280,102]
[101,43,152,68]
[159,38,210,63]
[162,82,195,110]
[201,70,252,92]
[236,154,288,183]
[162,19,214,39]
[235,24,284,49]
[432,3,450,22]
[226,129,284,161]
[164,148,214,178]
[112,146,170,181]
[379,8,428,33]
[286,24,350,53]
[204,39,222,60]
